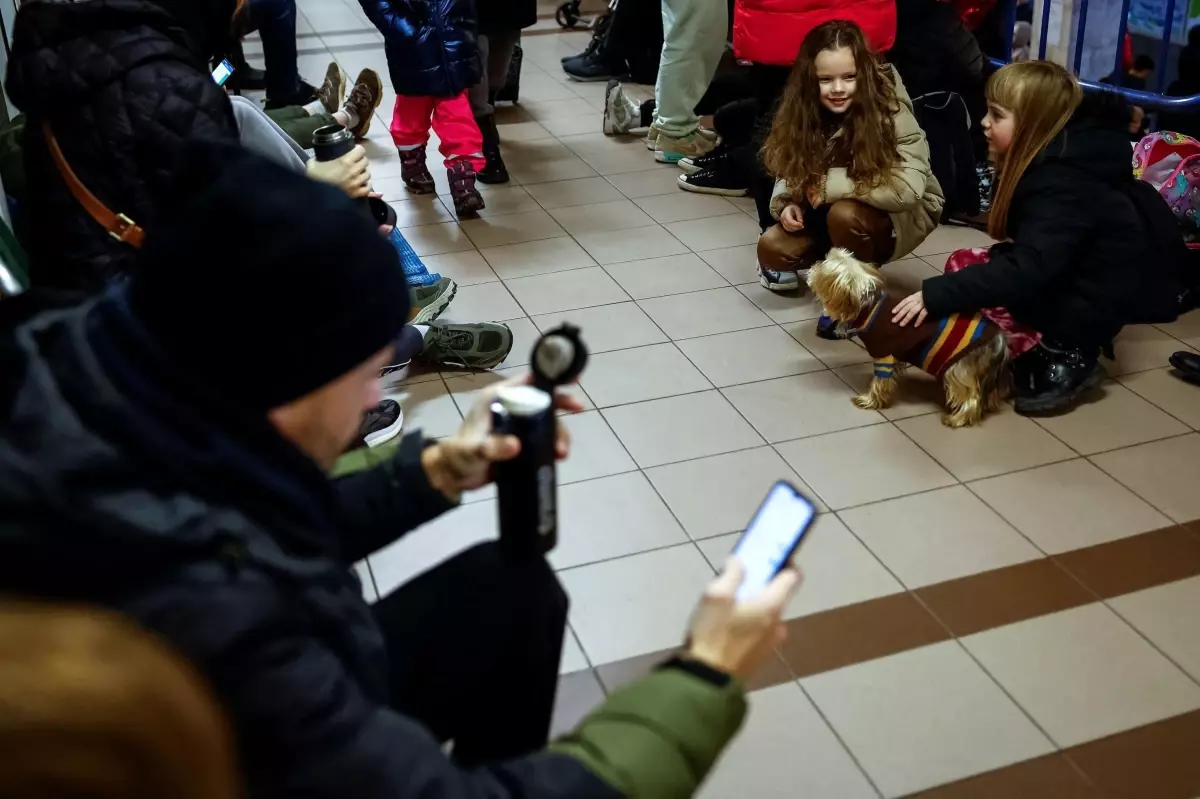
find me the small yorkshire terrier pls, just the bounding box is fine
[807,248,1009,428]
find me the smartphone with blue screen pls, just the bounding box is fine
[211,59,235,87]
[731,481,816,601]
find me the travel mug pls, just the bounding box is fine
[491,385,558,557]
[311,124,373,221]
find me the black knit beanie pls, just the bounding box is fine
[128,143,410,412]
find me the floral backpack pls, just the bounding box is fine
[1132,131,1200,247]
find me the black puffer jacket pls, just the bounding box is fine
[358,0,482,97]
[478,0,537,34]
[923,119,1184,347]
[5,0,238,292]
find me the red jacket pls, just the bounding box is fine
[733,0,897,66]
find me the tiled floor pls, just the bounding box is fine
[284,2,1200,794]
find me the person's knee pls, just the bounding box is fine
[826,200,869,242]
[757,224,799,269]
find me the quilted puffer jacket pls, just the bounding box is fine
[357,0,482,97]
[5,0,239,293]
[733,0,896,66]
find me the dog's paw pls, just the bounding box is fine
[852,393,883,410]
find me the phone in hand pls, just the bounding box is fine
[211,59,235,87]
[730,481,816,601]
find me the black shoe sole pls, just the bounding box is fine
[476,172,510,185]
[677,174,750,196]
[1169,352,1200,384]
[1014,362,1108,415]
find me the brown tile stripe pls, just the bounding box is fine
[558,522,1200,729]
[912,709,1200,798]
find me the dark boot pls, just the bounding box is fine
[399,147,435,195]
[1014,341,1107,415]
[475,115,509,185]
[223,40,266,92]
[1169,351,1200,384]
[448,159,485,218]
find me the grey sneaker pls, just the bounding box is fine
[409,276,458,324]
[603,79,640,135]
[422,321,514,370]
[644,123,661,151]
[758,263,802,292]
[359,399,403,448]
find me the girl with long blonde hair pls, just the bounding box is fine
[892,61,1181,414]
[756,20,944,314]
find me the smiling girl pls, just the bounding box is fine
[756,20,943,325]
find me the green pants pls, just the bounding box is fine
[265,106,336,150]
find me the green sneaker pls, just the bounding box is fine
[409,276,457,324]
[654,130,717,164]
[422,320,514,370]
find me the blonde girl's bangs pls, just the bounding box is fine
[985,66,1025,112]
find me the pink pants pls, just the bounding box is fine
[944,248,1042,356]
[389,92,486,171]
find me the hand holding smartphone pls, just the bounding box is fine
[730,481,815,600]
[211,59,235,87]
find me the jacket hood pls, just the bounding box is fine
[6,0,237,113]
[1037,119,1134,187]
[0,292,341,599]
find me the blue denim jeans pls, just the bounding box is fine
[249,0,304,104]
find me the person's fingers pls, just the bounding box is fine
[555,422,572,460]
[747,567,802,613]
[707,557,745,598]
[479,433,521,463]
[917,308,928,327]
[552,391,585,414]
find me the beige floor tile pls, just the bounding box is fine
[532,301,668,353]
[523,176,624,208]
[504,266,630,315]
[677,326,824,387]
[1110,575,1200,683]
[579,342,712,407]
[479,235,596,279]
[550,472,689,569]
[646,447,827,541]
[896,407,1077,481]
[553,410,638,485]
[541,115,604,137]
[1156,308,1200,349]
[548,199,655,235]
[961,603,1200,747]
[1119,367,1200,429]
[388,196,454,227]
[833,362,945,421]
[508,155,599,185]
[438,281,525,322]
[633,192,743,225]
[967,459,1171,554]
[784,320,874,369]
[557,132,646,157]
[1091,434,1200,523]
[602,253,729,299]
[559,627,590,674]
[493,120,554,142]
[723,371,884,443]
[458,209,566,249]
[602,390,764,468]
[560,543,716,664]
[802,641,1055,798]
[665,213,762,251]
[697,683,878,799]
[574,224,689,264]
[840,486,1043,589]
[605,168,687,198]
[383,379,462,439]
[370,500,497,596]
[443,368,593,424]
[1109,325,1198,376]
[912,225,996,257]
[438,185,541,219]
[397,221,473,256]
[698,514,903,619]
[736,282,827,324]
[419,250,498,286]
[777,424,957,510]
[697,244,759,284]
[638,287,773,339]
[1032,381,1189,455]
[580,148,661,176]
[880,256,942,295]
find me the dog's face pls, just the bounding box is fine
[806,248,885,322]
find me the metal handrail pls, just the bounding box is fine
[990,0,1200,112]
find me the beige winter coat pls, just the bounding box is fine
[768,66,944,261]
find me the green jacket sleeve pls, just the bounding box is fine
[549,667,747,798]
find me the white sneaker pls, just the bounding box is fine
[758,263,802,292]
[602,80,640,136]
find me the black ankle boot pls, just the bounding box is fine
[1014,341,1107,415]
[475,115,509,185]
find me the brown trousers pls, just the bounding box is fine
[757,199,895,273]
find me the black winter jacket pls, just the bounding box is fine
[0,292,619,799]
[358,0,482,97]
[5,0,239,292]
[922,121,1182,348]
[479,0,537,34]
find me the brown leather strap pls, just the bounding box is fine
[42,121,145,248]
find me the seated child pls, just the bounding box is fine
[358,0,487,217]
[757,19,944,340]
[893,61,1185,415]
